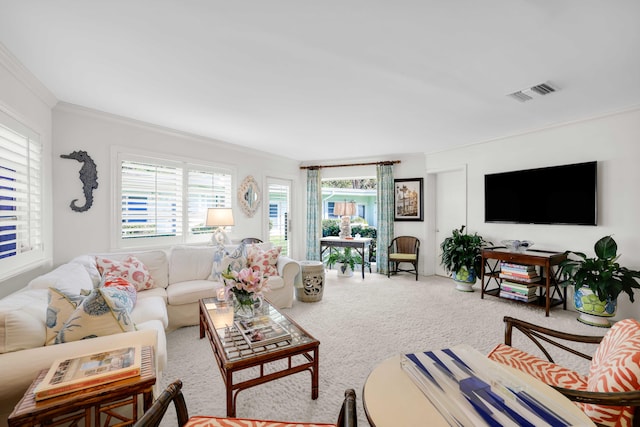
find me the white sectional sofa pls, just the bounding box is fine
[0,244,299,425]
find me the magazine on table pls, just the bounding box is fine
[34,345,142,401]
[235,315,291,347]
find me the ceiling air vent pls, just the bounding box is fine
[507,82,557,102]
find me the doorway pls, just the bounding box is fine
[267,178,291,256]
[431,166,467,277]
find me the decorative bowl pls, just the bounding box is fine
[501,240,534,253]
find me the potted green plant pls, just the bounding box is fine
[326,247,363,277]
[440,225,491,291]
[559,235,640,327]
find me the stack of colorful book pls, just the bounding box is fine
[499,262,541,283]
[500,281,538,303]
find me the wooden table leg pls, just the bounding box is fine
[226,371,235,417]
[311,348,319,400]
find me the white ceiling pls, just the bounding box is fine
[1,1,639,162]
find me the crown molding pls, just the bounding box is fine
[0,42,57,108]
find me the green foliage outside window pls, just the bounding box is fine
[321,219,377,261]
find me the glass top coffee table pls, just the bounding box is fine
[199,297,320,417]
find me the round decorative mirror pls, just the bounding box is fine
[238,175,261,217]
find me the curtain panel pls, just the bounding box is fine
[305,169,321,261]
[376,164,394,274]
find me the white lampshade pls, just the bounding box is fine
[206,208,235,227]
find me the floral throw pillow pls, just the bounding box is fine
[52,286,136,344]
[45,288,86,345]
[96,255,155,291]
[247,245,281,277]
[221,244,247,274]
[209,245,230,281]
[103,277,137,307]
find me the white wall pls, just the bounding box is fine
[0,45,56,296]
[52,103,300,265]
[425,108,640,320]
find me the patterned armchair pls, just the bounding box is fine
[488,316,640,427]
[134,379,357,427]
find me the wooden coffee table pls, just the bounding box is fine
[199,298,320,417]
[8,345,156,427]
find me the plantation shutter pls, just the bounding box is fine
[187,167,232,235]
[121,160,182,239]
[0,113,42,266]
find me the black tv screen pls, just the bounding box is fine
[484,161,597,225]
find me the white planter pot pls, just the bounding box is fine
[337,263,354,277]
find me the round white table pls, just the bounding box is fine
[363,352,596,427]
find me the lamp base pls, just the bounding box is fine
[338,216,352,239]
[212,228,230,245]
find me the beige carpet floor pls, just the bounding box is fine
[159,270,605,426]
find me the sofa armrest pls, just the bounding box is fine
[277,256,300,287]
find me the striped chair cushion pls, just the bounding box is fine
[488,318,640,427]
[184,416,336,427]
[487,343,589,390]
[584,318,640,427]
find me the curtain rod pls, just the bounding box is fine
[299,160,400,170]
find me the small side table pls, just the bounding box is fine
[295,261,325,302]
[8,346,156,427]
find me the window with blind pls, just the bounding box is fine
[119,155,232,247]
[0,110,43,279]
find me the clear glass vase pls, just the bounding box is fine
[233,292,258,319]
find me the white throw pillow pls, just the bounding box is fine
[28,263,94,295]
[0,289,48,353]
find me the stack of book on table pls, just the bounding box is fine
[499,262,541,283]
[499,282,538,303]
[499,262,540,303]
[34,345,142,401]
[401,345,586,426]
[235,315,291,348]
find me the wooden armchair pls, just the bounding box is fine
[488,316,640,427]
[387,236,420,280]
[134,379,358,427]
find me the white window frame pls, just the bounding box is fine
[0,109,44,280]
[113,149,234,249]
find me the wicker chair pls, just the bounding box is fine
[488,316,640,427]
[387,236,420,280]
[134,379,358,427]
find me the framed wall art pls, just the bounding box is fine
[394,178,423,221]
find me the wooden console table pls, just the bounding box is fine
[8,346,156,427]
[480,247,567,316]
[320,237,372,279]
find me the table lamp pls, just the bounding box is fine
[206,208,234,245]
[334,201,356,238]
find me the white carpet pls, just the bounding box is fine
[159,271,605,426]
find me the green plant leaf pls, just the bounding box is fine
[594,235,617,259]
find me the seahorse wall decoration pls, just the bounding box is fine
[60,150,98,212]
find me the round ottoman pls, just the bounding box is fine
[295,261,325,302]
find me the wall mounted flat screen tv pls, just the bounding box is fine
[484,161,597,225]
